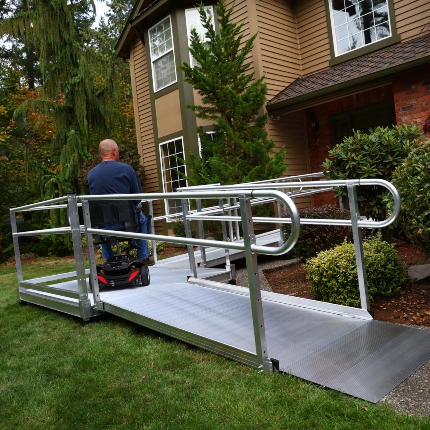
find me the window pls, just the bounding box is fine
[197,131,215,155]
[329,0,391,57]
[185,6,214,68]
[159,138,188,215]
[148,16,177,92]
[330,100,396,145]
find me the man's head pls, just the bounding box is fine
[99,139,119,161]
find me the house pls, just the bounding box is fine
[115,0,430,233]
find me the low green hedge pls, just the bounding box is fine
[305,234,405,307]
[283,204,372,260]
[393,139,430,257]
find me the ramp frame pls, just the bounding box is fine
[9,175,429,403]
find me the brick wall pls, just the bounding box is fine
[305,84,393,206]
[393,65,430,127]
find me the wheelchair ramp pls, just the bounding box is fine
[99,273,430,403]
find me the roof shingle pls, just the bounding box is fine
[267,32,430,108]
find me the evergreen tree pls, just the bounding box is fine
[179,0,287,186]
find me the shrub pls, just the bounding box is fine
[392,139,430,256]
[148,240,164,256]
[117,240,164,257]
[305,234,405,307]
[283,204,372,260]
[1,218,73,263]
[322,124,422,221]
[172,221,196,238]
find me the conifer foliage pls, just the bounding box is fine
[0,0,121,199]
[179,1,287,185]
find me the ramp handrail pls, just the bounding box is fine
[79,189,300,256]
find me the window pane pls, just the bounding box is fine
[331,0,345,11]
[364,27,377,43]
[153,51,176,91]
[337,37,351,54]
[345,5,357,21]
[348,19,362,36]
[374,0,387,8]
[375,22,390,39]
[335,23,348,40]
[361,11,375,30]
[333,10,346,26]
[349,33,363,49]
[375,4,388,24]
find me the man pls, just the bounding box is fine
[87,139,154,266]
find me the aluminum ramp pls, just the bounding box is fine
[99,268,430,403]
[10,184,430,404]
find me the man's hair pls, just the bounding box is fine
[99,139,118,157]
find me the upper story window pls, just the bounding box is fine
[329,0,391,57]
[185,6,214,68]
[148,16,177,92]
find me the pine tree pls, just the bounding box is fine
[179,0,287,186]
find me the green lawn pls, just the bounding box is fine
[1,258,429,429]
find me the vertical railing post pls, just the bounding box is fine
[347,184,370,312]
[147,200,157,263]
[81,199,102,311]
[233,198,240,241]
[10,208,23,298]
[227,198,234,241]
[219,198,231,270]
[239,195,272,372]
[181,198,197,278]
[196,198,207,267]
[67,193,92,321]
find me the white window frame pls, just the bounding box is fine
[328,0,392,57]
[159,137,188,216]
[148,15,177,92]
[185,6,215,68]
[197,131,215,155]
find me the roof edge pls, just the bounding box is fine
[266,54,430,114]
[115,0,168,59]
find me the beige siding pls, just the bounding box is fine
[193,89,214,127]
[393,0,430,41]
[129,37,163,224]
[268,111,311,207]
[154,90,182,137]
[268,111,310,175]
[227,0,254,68]
[255,0,302,99]
[296,0,331,77]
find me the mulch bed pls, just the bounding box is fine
[264,242,430,327]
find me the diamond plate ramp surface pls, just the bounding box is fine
[264,305,430,402]
[101,275,430,403]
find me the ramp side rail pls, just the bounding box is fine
[179,178,400,312]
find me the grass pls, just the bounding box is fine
[1,259,429,429]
